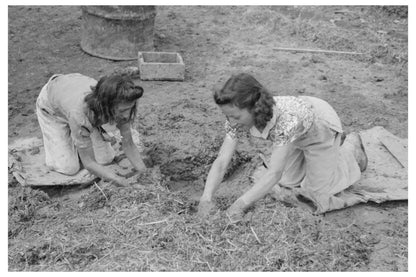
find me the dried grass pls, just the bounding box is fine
[242,6,407,72]
[9,179,379,271]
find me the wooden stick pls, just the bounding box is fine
[206,261,213,272]
[273,47,364,55]
[64,257,74,271]
[111,224,126,236]
[126,217,169,225]
[136,218,168,226]
[94,182,108,202]
[250,225,262,244]
[379,136,407,168]
[197,231,213,243]
[122,243,152,253]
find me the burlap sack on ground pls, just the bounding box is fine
[8,128,143,187]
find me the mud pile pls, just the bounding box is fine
[133,97,258,197]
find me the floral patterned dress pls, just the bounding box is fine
[225,96,315,146]
[223,95,361,214]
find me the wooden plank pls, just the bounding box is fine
[273,47,364,55]
[379,135,408,168]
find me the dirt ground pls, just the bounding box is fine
[8,6,408,271]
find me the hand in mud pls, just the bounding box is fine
[116,166,150,179]
[197,199,217,218]
[125,167,163,187]
[110,177,130,187]
[133,159,147,173]
[226,198,247,224]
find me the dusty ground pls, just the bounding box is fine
[8,6,407,271]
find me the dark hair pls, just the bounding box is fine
[214,73,275,130]
[85,74,144,127]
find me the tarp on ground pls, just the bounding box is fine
[8,127,143,187]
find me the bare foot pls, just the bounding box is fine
[344,132,368,172]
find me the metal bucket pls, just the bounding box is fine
[80,6,156,61]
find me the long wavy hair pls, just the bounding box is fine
[85,74,144,127]
[214,73,275,130]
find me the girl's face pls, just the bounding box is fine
[220,104,254,128]
[114,101,136,124]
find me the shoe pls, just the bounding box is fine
[344,132,368,172]
[340,132,347,146]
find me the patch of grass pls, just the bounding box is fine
[8,186,51,239]
[243,6,407,73]
[8,180,378,271]
[378,6,408,18]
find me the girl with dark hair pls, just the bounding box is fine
[36,73,146,186]
[198,73,368,220]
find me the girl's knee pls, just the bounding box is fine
[96,154,115,165]
[95,150,115,165]
[94,143,115,165]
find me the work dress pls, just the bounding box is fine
[36,73,116,175]
[225,96,361,213]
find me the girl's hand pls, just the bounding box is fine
[197,198,217,218]
[111,177,130,187]
[225,198,247,224]
[135,161,147,173]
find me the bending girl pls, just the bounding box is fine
[198,73,367,221]
[36,73,146,187]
